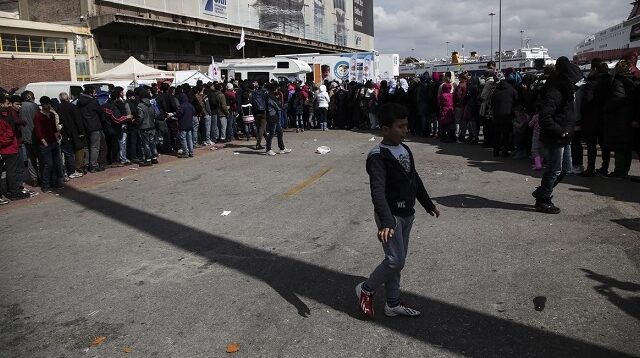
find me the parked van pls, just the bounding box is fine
[18,81,113,104]
[218,58,311,83]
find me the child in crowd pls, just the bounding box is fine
[438,82,455,142]
[356,102,440,320]
[240,92,256,141]
[512,105,530,159]
[529,113,544,170]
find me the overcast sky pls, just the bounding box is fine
[373,0,631,59]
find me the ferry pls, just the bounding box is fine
[574,1,640,66]
[400,45,555,77]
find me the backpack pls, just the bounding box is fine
[208,92,219,112]
[252,89,266,111]
[267,95,280,120]
[150,98,163,120]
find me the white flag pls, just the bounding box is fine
[208,56,219,81]
[236,28,245,51]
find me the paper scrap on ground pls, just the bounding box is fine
[233,152,240,155]
[369,137,376,141]
[221,211,231,216]
[226,343,240,353]
[316,146,331,155]
[90,336,106,347]
[164,169,171,172]
[129,167,138,170]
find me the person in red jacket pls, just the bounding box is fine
[0,95,30,201]
[33,96,64,193]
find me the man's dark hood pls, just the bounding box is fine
[555,56,583,86]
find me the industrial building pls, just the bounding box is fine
[0,0,374,90]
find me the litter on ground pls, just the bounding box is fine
[221,210,231,216]
[316,146,331,155]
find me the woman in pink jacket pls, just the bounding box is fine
[438,82,455,142]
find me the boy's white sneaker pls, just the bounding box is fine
[384,302,421,317]
[279,148,292,154]
[266,150,277,156]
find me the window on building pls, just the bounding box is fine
[16,35,29,52]
[30,36,44,53]
[0,33,67,53]
[1,33,16,52]
[277,61,290,69]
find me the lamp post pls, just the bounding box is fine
[446,41,450,62]
[411,48,415,59]
[520,30,524,48]
[489,12,495,60]
[498,0,502,71]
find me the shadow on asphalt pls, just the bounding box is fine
[433,194,536,212]
[612,218,640,233]
[415,136,640,205]
[581,269,640,321]
[58,186,636,357]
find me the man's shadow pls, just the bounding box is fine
[433,194,536,212]
[57,187,635,357]
[581,268,640,321]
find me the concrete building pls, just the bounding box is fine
[0,0,374,89]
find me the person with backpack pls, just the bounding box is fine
[136,89,158,167]
[252,80,268,150]
[0,95,30,201]
[265,83,292,156]
[77,86,105,173]
[212,83,229,142]
[531,56,583,214]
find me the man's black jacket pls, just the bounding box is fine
[366,143,436,230]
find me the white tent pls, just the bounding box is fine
[92,56,174,81]
[174,70,214,86]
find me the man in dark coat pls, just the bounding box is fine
[532,56,584,214]
[580,60,611,176]
[603,58,640,178]
[491,74,518,157]
[57,93,86,177]
[77,86,105,172]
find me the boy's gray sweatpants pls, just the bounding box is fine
[365,215,414,304]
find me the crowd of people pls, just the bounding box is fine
[1,51,639,208]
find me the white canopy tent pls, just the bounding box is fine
[173,70,214,86]
[92,56,174,81]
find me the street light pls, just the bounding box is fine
[498,0,502,71]
[446,41,450,62]
[520,30,524,48]
[489,12,495,60]
[411,48,415,58]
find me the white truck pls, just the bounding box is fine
[216,58,311,83]
[275,51,399,83]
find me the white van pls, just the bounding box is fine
[19,81,114,104]
[218,58,311,83]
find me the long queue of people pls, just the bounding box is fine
[2,51,639,206]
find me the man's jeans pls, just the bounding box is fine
[365,215,414,305]
[88,130,103,169]
[119,129,128,163]
[534,144,572,200]
[209,114,219,143]
[23,142,40,185]
[60,142,76,175]
[226,114,234,140]
[16,144,27,187]
[39,142,64,189]
[180,130,194,155]
[139,129,158,161]
[1,153,19,195]
[202,115,212,143]
[265,120,285,152]
[192,116,200,145]
[218,116,227,140]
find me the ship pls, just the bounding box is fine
[574,1,640,65]
[400,44,555,77]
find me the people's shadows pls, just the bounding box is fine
[581,269,640,321]
[57,186,635,357]
[611,218,640,233]
[433,194,535,212]
[432,141,640,205]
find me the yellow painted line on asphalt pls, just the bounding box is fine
[282,168,333,199]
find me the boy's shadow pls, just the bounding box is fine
[433,194,536,212]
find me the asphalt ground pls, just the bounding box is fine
[1,129,639,357]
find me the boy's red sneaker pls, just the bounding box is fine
[356,282,375,319]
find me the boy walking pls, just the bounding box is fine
[357,103,440,319]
